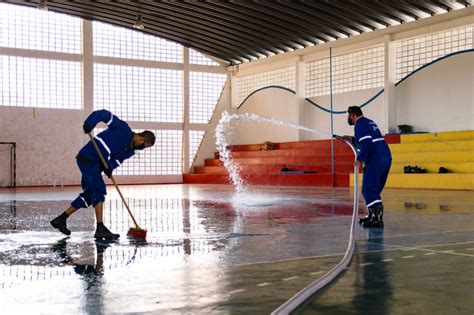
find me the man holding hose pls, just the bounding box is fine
[50,109,155,240]
[344,106,392,228]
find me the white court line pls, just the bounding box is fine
[361,228,474,240]
[257,282,271,287]
[359,262,373,266]
[282,276,299,281]
[229,289,246,294]
[425,252,437,256]
[309,271,324,275]
[360,241,474,258]
[396,247,474,258]
[381,258,394,262]
[402,255,415,259]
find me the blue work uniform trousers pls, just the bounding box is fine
[361,159,392,207]
[70,159,107,209]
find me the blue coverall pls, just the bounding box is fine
[71,110,135,209]
[354,117,392,208]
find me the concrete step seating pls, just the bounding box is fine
[185,136,399,187]
[351,130,474,190]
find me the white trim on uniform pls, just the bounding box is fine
[106,113,114,126]
[359,135,372,142]
[367,200,382,207]
[115,159,121,166]
[372,138,384,142]
[94,135,111,160]
[80,196,87,206]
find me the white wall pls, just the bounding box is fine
[236,88,299,144]
[192,80,232,170]
[0,107,84,186]
[231,51,473,143]
[395,52,474,132]
[224,13,473,147]
[304,87,385,139]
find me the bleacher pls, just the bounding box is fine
[351,130,474,190]
[185,130,473,190]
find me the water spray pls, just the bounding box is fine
[215,111,330,192]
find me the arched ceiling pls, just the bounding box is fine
[3,0,472,64]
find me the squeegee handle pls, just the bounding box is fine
[87,133,140,228]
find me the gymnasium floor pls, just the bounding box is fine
[0,184,473,314]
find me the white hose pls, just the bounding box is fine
[271,136,359,315]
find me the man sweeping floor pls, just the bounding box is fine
[50,109,155,240]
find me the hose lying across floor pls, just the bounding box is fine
[272,136,359,315]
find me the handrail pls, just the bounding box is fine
[271,135,359,315]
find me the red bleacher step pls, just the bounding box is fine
[195,164,355,174]
[205,155,355,166]
[183,173,349,187]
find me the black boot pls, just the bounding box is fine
[359,209,373,225]
[94,223,120,240]
[50,212,71,235]
[361,203,384,228]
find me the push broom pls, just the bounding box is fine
[88,133,147,239]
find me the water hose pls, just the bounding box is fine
[271,135,359,314]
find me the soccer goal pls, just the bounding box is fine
[0,142,16,188]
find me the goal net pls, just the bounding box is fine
[0,142,16,188]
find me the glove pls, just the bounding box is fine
[83,122,93,134]
[100,163,113,178]
[103,167,113,179]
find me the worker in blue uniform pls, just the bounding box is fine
[50,109,156,239]
[345,106,392,228]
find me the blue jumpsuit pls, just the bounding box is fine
[354,117,392,208]
[71,110,135,209]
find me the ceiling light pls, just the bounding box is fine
[37,0,48,11]
[133,14,144,30]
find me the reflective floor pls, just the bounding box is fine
[0,184,473,314]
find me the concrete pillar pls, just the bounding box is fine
[81,20,94,116]
[296,57,306,140]
[183,47,190,173]
[384,35,397,134]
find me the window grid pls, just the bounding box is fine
[0,56,81,108]
[396,25,473,81]
[108,129,183,176]
[190,72,227,123]
[237,66,296,105]
[0,3,81,53]
[189,130,205,166]
[94,64,183,122]
[306,45,385,98]
[93,21,183,62]
[189,49,220,66]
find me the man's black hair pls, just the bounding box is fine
[140,130,156,146]
[347,106,363,116]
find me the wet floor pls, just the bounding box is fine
[0,184,473,314]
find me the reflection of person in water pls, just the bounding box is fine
[52,239,108,276]
[353,229,393,314]
[51,238,108,313]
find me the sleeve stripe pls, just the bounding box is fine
[106,113,114,126]
[94,135,111,160]
[372,138,385,142]
[359,135,372,141]
[116,159,121,166]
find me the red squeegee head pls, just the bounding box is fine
[127,226,147,239]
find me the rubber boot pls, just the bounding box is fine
[50,212,71,235]
[358,209,373,225]
[94,223,120,240]
[361,203,384,228]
